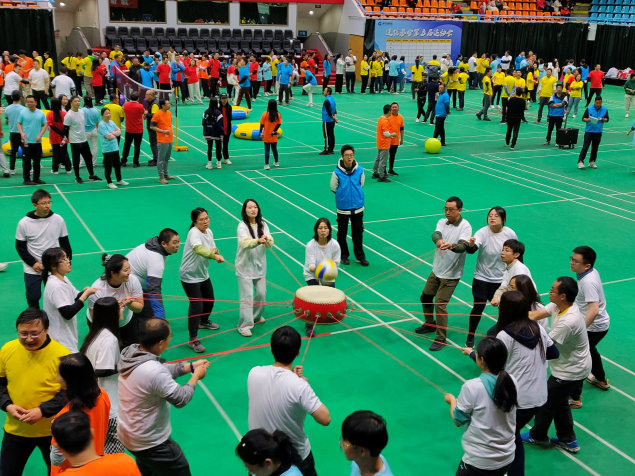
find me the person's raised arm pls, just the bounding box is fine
[311,404,331,426]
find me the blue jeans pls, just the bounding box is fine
[264,142,278,165]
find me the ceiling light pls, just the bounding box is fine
[309,10,314,15]
[60,2,65,5]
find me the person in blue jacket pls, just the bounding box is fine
[236,429,304,476]
[433,83,450,146]
[170,57,187,103]
[322,53,332,93]
[319,87,338,155]
[277,57,293,106]
[578,96,609,170]
[140,63,154,89]
[544,82,569,146]
[330,144,368,267]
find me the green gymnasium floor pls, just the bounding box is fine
[1,84,635,475]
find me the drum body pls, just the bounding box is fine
[292,286,347,324]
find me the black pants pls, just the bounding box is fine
[583,81,589,100]
[103,151,122,183]
[22,143,43,181]
[433,116,446,144]
[468,279,500,337]
[411,80,420,100]
[129,437,191,476]
[147,126,158,161]
[537,96,549,121]
[278,84,290,104]
[336,211,365,261]
[361,75,368,93]
[95,84,106,104]
[251,80,261,99]
[24,272,43,308]
[530,375,581,443]
[369,76,376,93]
[501,97,509,122]
[506,119,521,148]
[32,89,50,110]
[530,88,537,102]
[297,450,318,476]
[69,71,82,96]
[456,460,510,476]
[586,87,602,107]
[322,75,330,92]
[221,134,230,161]
[264,142,278,164]
[458,90,465,109]
[508,406,540,476]
[578,132,602,163]
[120,315,139,348]
[424,100,436,123]
[387,76,397,93]
[449,89,458,108]
[52,143,71,172]
[159,83,171,91]
[388,144,398,171]
[345,71,356,92]
[570,329,609,399]
[180,81,189,101]
[181,278,214,339]
[9,132,21,171]
[206,138,222,162]
[417,97,427,119]
[121,131,143,165]
[322,121,335,153]
[70,142,95,178]
[0,431,51,476]
[264,79,273,93]
[200,78,210,98]
[335,74,343,93]
[210,77,218,97]
[493,85,502,105]
[545,116,563,142]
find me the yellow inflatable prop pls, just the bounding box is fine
[2,137,53,158]
[231,106,250,120]
[232,123,283,141]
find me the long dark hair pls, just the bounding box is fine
[476,337,518,413]
[190,207,208,229]
[312,218,332,242]
[513,274,541,308]
[495,291,545,361]
[100,253,127,282]
[51,97,63,123]
[41,247,66,284]
[91,57,99,72]
[208,97,219,114]
[58,353,101,411]
[241,198,264,239]
[266,99,278,123]
[236,429,301,468]
[80,297,121,354]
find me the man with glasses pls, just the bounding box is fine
[0,308,70,475]
[16,189,72,308]
[415,197,471,351]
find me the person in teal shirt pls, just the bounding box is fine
[341,411,394,476]
[236,429,304,476]
[17,95,48,185]
[388,55,399,93]
[82,96,100,166]
[398,56,406,93]
[4,90,27,175]
[97,107,128,189]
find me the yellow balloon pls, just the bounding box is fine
[232,122,283,141]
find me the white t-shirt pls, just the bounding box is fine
[179,227,216,283]
[4,71,22,96]
[576,269,610,333]
[86,274,143,327]
[63,109,87,143]
[546,302,592,380]
[235,222,271,280]
[472,226,518,283]
[432,217,472,279]
[497,325,552,409]
[51,75,75,98]
[247,366,322,460]
[16,213,69,275]
[456,376,516,470]
[43,275,80,353]
[127,243,167,289]
[84,328,120,418]
[28,68,49,90]
[500,260,535,290]
[468,57,477,72]
[345,55,357,73]
[303,239,341,284]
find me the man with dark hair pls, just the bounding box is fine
[491,239,535,307]
[568,246,610,408]
[118,318,209,476]
[218,93,233,166]
[248,326,330,476]
[505,88,528,151]
[524,277,591,453]
[387,102,404,176]
[150,99,174,184]
[52,411,141,475]
[372,104,394,183]
[578,96,608,170]
[121,90,146,167]
[341,411,392,476]
[331,145,368,266]
[0,308,70,475]
[16,189,72,308]
[143,89,159,166]
[64,95,102,184]
[17,95,48,185]
[415,197,471,351]
[433,83,450,146]
[319,87,338,155]
[5,90,26,176]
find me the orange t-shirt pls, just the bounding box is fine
[19,57,34,78]
[388,113,404,146]
[197,60,209,79]
[376,115,391,150]
[51,389,111,475]
[300,61,308,77]
[260,112,282,143]
[5,63,15,74]
[57,454,141,476]
[152,109,173,143]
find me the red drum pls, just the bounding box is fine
[292,286,348,324]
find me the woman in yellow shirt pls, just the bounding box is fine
[457,68,469,110]
[492,65,505,108]
[526,71,534,105]
[61,52,82,96]
[567,73,584,117]
[410,58,425,100]
[360,55,370,94]
[370,56,383,94]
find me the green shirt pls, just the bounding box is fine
[624,79,635,96]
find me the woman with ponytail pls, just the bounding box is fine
[42,247,96,353]
[445,337,517,476]
[236,429,302,476]
[179,207,225,353]
[87,253,143,348]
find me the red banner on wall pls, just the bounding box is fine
[110,0,139,8]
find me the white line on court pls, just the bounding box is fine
[53,184,105,252]
[197,381,242,441]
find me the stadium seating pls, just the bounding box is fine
[588,0,635,23]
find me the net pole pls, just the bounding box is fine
[173,82,188,152]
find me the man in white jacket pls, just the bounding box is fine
[118,318,209,475]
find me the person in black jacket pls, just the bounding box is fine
[416,74,428,123]
[128,57,142,84]
[423,77,440,125]
[142,90,159,166]
[505,88,527,150]
[218,93,233,166]
[203,98,225,170]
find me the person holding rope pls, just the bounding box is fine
[179,207,225,353]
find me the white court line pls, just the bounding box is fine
[197,381,242,441]
[53,184,105,252]
[0,174,201,191]
[602,357,635,377]
[329,317,417,334]
[0,182,207,199]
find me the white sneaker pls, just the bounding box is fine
[51,170,58,175]
[9,169,15,175]
[274,162,279,167]
[0,262,8,272]
[264,164,270,170]
[239,329,252,337]
[415,118,419,123]
[578,162,585,169]
[107,183,117,189]
[206,162,213,169]
[222,159,232,164]
[626,113,629,118]
[116,180,129,186]
[589,162,597,169]
[308,103,313,107]
[216,162,222,169]
[572,115,576,118]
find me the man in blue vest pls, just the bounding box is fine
[544,82,568,146]
[319,87,338,156]
[578,96,609,169]
[330,144,368,266]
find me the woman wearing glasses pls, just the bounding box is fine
[41,247,96,352]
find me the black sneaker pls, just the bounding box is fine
[22,180,36,186]
[371,173,379,179]
[388,169,399,176]
[378,177,391,183]
[121,160,128,167]
[33,179,46,184]
[483,117,491,121]
[199,321,220,330]
[476,113,482,120]
[355,258,369,266]
[148,160,157,166]
[429,339,446,351]
[415,323,436,334]
[328,151,335,155]
[318,150,330,156]
[89,175,103,181]
[466,334,475,348]
[341,258,350,265]
[133,163,140,168]
[75,177,84,184]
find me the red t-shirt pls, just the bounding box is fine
[249,61,258,81]
[185,66,198,84]
[307,58,316,73]
[123,101,145,133]
[587,70,604,89]
[156,63,171,84]
[47,110,66,145]
[92,65,106,87]
[209,59,220,79]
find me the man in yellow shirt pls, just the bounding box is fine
[109,44,122,60]
[0,308,70,475]
[537,68,557,123]
[500,71,517,124]
[81,49,94,99]
[103,93,125,130]
[476,67,493,121]
[476,53,489,89]
[457,67,469,111]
